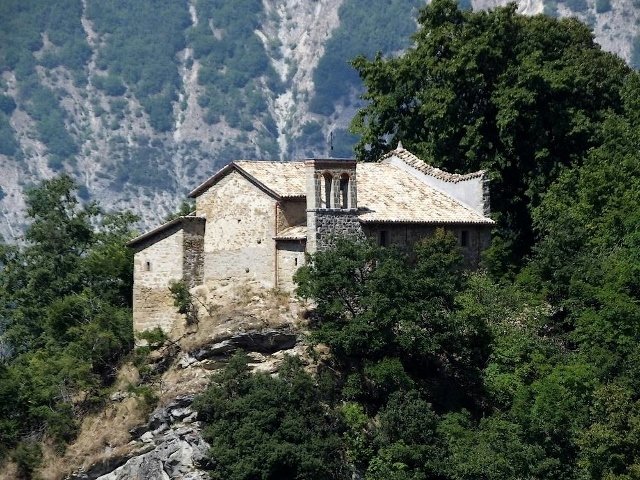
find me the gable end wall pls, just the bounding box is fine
[196,170,277,286]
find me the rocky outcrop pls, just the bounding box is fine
[65,321,306,480]
[69,396,210,480]
[190,329,298,360]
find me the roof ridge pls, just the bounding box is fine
[380,146,485,183]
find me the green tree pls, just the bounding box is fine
[295,232,489,412]
[194,353,348,480]
[0,176,136,455]
[350,0,632,276]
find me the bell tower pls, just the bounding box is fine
[306,159,362,253]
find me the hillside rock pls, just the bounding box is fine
[69,396,210,480]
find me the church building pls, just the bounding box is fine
[127,145,494,334]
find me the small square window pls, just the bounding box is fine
[460,230,469,247]
[379,230,388,247]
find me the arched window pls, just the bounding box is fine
[339,174,349,209]
[323,172,333,208]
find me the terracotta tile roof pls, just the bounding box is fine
[274,225,307,240]
[188,149,493,226]
[380,147,486,183]
[356,163,492,224]
[234,161,307,197]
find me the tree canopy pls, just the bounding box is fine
[0,176,136,473]
[350,0,633,275]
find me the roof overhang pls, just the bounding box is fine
[188,162,282,200]
[358,218,495,225]
[126,215,205,250]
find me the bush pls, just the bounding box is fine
[92,74,126,96]
[0,94,17,114]
[13,441,43,478]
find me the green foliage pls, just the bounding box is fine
[563,0,588,12]
[0,94,16,115]
[86,0,190,132]
[351,0,632,277]
[595,0,612,13]
[189,0,278,142]
[0,176,136,453]
[0,0,88,165]
[112,138,176,190]
[136,327,167,348]
[194,353,347,480]
[310,0,424,115]
[295,232,487,411]
[92,74,127,96]
[164,199,196,222]
[0,113,19,156]
[169,280,198,325]
[12,441,43,478]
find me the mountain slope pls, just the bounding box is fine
[0,0,638,240]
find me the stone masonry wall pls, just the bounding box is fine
[276,241,305,291]
[196,170,277,286]
[311,209,364,251]
[361,224,492,267]
[182,218,205,288]
[277,198,307,231]
[133,227,184,334]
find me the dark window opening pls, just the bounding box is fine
[460,230,469,247]
[145,261,151,271]
[323,173,332,208]
[379,230,388,247]
[294,257,298,266]
[339,175,349,209]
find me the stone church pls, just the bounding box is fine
[128,145,494,334]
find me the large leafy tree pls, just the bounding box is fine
[0,176,137,461]
[194,353,348,480]
[350,0,632,275]
[295,232,489,413]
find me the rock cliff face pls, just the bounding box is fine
[0,0,638,241]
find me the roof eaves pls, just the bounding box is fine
[126,216,205,248]
[358,218,495,225]
[188,164,234,198]
[188,162,282,200]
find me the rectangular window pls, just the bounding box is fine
[379,230,388,247]
[460,230,469,247]
[339,176,349,209]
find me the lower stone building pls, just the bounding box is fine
[128,145,494,334]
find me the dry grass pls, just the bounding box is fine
[0,461,18,480]
[36,396,148,480]
[175,280,304,353]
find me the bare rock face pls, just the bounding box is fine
[69,395,210,480]
[65,316,307,480]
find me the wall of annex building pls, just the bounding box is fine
[133,228,185,334]
[196,170,277,286]
[276,241,306,291]
[385,155,489,215]
[361,224,491,267]
[277,198,307,231]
